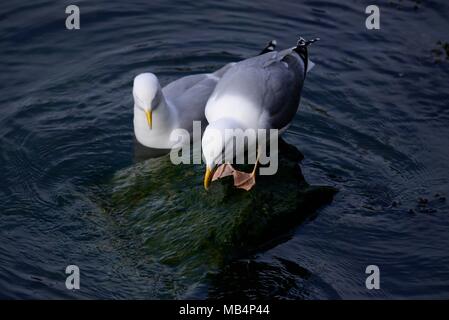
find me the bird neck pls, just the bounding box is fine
[134,93,179,149]
[153,95,178,129]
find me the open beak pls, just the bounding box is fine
[145,110,152,129]
[204,166,216,190]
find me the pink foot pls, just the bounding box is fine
[233,170,256,191]
[211,164,256,191]
[212,164,235,181]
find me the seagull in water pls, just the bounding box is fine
[202,38,319,190]
[132,41,278,150]
[133,65,232,149]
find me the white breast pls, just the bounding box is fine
[205,92,260,129]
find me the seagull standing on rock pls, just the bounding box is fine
[202,38,319,190]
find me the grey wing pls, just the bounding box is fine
[162,61,235,99]
[212,62,236,78]
[163,74,218,126]
[259,52,305,130]
[162,74,211,99]
[206,51,304,129]
[209,53,284,103]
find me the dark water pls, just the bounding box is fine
[1,0,449,299]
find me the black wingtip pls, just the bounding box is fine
[259,39,278,55]
[296,37,320,48]
[294,37,320,79]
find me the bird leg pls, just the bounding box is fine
[233,149,260,191]
[210,150,261,191]
[251,150,261,176]
[212,162,235,181]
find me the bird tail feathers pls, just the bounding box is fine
[307,59,315,73]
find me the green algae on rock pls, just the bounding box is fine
[97,142,337,294]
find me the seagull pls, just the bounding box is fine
[133,65,232,149]
[132,41,278,150]
[202,38,319,190]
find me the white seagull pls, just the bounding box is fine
[202,38,319,190]
[133,65,233,149]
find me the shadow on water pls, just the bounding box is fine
[208,257,341,300]
[92,140,337,298]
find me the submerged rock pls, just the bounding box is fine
[96,141,337,296]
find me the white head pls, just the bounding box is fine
[133,73,162,129]
[202,123,227,169]
[202,118,248,190]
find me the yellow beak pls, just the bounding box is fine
[145,110,152,129]
[204,166,215,190]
